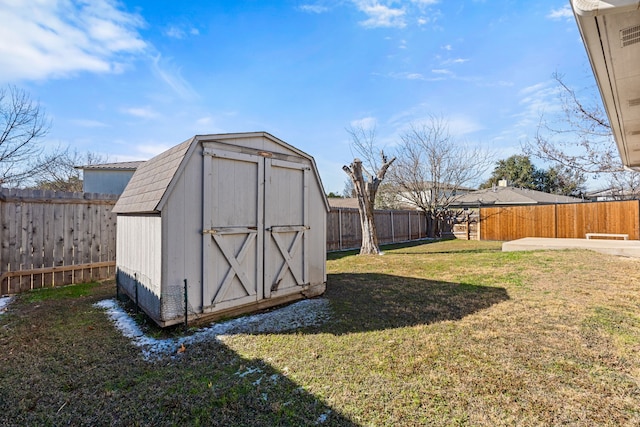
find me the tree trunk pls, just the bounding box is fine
[343,155,395,255]
[358,198,379,255]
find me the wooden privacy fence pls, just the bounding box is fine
[480,200,640,241]
[327,208,430,251]
[0,188,118,295]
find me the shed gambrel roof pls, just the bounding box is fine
[112,132,329,214]
[112,137,194,214]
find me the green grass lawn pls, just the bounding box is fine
[2,239,640,426]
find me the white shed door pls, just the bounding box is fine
[203,150,264,309]
[264,158,309,298]
[202,149,310,310]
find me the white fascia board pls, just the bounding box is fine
[570,0,640,167]
[571,0,640,16]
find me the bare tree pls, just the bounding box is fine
[389,116,493,237]
[342,124,395,255]
[342,179,355,198]
[523,72,619,175]
[0,85,52,187]
[29,149,109,192]
[605,170,640,200]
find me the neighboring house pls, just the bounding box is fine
[586,187,640,201]
[378,182,475,210]
[75,161,144,195]
[570,1,640,170]
[327,197,360,210]
[450,184,585,208]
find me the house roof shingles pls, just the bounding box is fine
[327,198,360,209]
[76,161,145,170]
[451,186,584,206]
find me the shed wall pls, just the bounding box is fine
[161,144,205,320]
[116,134,328,326]
[84,170,136,195]
[306,167,327,284]
[116,215,162,319]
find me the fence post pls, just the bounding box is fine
[554,203,557,238]
[338,209,343,250]
[184,279,188,328]
[390,211,395,242]
[134,272,139,314]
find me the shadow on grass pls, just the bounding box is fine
[327,239,502,260]
[327,239,437,260]
[390,247,503,256]
[0,286,360,427]
[323,273,509,334]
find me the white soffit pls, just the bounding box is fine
[571,0,640,169]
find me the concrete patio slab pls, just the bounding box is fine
[502,237,640,258]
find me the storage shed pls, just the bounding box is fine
[112,132,329,327]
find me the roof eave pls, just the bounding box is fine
[570,0,640,169]
[572,0,640,16]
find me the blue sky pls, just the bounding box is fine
[0,0,595,193]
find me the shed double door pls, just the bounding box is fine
[202,148,309,311]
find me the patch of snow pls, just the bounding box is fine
[236,366,263,378]
[0,296,13,314]
[93,298,331,361]
[316,410,332,424]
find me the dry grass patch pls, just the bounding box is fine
[2,239,640,425]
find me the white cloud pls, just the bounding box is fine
[442,58,469,65]
[164,24,199,39]
[350,0,442,29]
[388,108,484,143]
[196,116,213,125]
[388,71,449,82]
[121,107,159,119]
[514,81,561,128]
[547,5,573,20]
[350,116,377,130]
[519,82,549,96]
[432,68,452,75]
[164,26,186,39]
[405,72,424,79]
[446,115,484,137]
[299,4,329,13]
[354,1,407,28]
[0,0,146,83]
[442,44,452,51]
[151,55,197,99]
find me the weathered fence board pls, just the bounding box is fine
[0,188,118,294]
[5,191,437,293]
[327,208,430,251]
[480,201,640,241]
